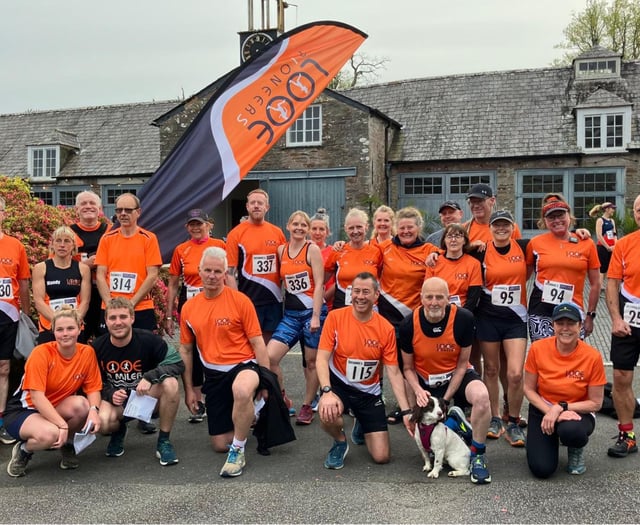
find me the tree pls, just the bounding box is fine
[328,53,390,89]
[556,0,640,63]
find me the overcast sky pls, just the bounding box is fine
[0,0,588,115]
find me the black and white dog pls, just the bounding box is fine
[410,397,470,478]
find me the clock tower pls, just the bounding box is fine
[239,0,286,63]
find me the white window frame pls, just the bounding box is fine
[286,104,322,147]
[516,168,625,237]
[575,57,620,79]
[28,145,60,179]
[576,107,631,153]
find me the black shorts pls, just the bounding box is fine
[0,312,18,360]
[3,405,37,440]
[418,369,482,409]
[330,373,387,434]
[476,315,527,342]
[202,362,260,436]
[255,303,283,333]
[610,329,640,370]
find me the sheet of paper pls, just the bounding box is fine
[73,419,96,454]
[123,391,158,422]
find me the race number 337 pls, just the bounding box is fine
[110,272,137,293]
[346,358,379,383]
[252,254,276,275]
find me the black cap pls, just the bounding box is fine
[489,210,515,224]
[185,209,209,224]
[467,184,494,199]
[439,201,462,213]
[552,303,582,322]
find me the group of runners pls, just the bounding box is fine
[1,185,640,483]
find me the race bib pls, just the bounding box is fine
[0,278,13,299]
[344,285,353,305]
[186,285,203,300]
[110,272,137,293]
[449,294,461,306]
[49,297,77,311]
[428,371,453,387]
[623,303,640,328]
[285,271,311,293]
[346,358,379,383]
[542,280,574,305]
[491,284,521,306]
[252,254,276,275]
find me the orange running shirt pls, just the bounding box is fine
[324,243,381,309]
[608,229,640,301]
[399,304,474,383]
[477,240,528,322]
[280,242,317,310]
[180,286,262,368]
[0,234,30,317]
[95,227,162,311]
[18,342,102,409]
[525,336,606,404]
[424,253,482,308]
[318,306,397,395]
[378,239,439,326]
[465,220,522,243]
[225,221,286,306]
[169,237,226,291]
[526,232,600,313]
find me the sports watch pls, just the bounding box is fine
[321,386,332,395]
[558,401,568,411]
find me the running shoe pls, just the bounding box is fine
[137,420,157,434]
[220,445,245,477]
[106,422,127,457]
[502,401,527,428]
[445,406,473,446]
[7,442,32,477]
[324,435,349,470]
[156,439,179,466]
[310,392,320,412]
[607,431,638,458]
[351,418,365,445]
[0,426,17,445]
[59,443,79,470]
[470,454,491,484]
[486,416,504,439]
[567,446,586,475]
[188,401,206,424]
[295,404,314,425]
[504,422,526,447]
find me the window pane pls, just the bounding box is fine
[287,104,321,145]
[403,176,442,195]
[573,171,618,224]
[449,174,491,196]
[58,191,76,207]
[32,191,53,205]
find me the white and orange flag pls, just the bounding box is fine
[139,21,367,260]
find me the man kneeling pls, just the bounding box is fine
[93,298,183,466]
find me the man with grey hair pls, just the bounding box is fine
[179,247,270,477]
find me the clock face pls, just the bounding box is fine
[241,32,274,62]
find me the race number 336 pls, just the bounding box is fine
[110,272,137,293]
[346,358,379,383]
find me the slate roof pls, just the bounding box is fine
[0,101,177,179]
[344,61,640,162]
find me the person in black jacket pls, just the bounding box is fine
[92,298,184,466]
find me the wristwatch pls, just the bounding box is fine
[321,385,332,395]
[587,311,597,318]
[558,401,568,412]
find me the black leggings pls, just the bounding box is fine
[526,404,595,479]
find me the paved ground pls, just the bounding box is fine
[1,342,639,524]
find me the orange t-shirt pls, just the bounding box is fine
[280,242,318,310]
[465,219,522,243]
[95,227,162,311]
[608,230,640,301]
[169,237,226,288]
[19,342,102,409]
[0,234,31,317]
[424,253,482,307]
[319,306,397,395]
[525,337,606,404]
[225,221,286,306]
[378,239,439,325]
[324,243,381,309]
[180,287,262,368]
[526,232,600,313]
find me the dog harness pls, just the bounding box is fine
[418,422,440,452]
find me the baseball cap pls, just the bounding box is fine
[438,201,462,213]
[185,209,209,224]
[552,303,582,322]
[489,210,515,225]
[467,184,494,199]
[543,200,571,217]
